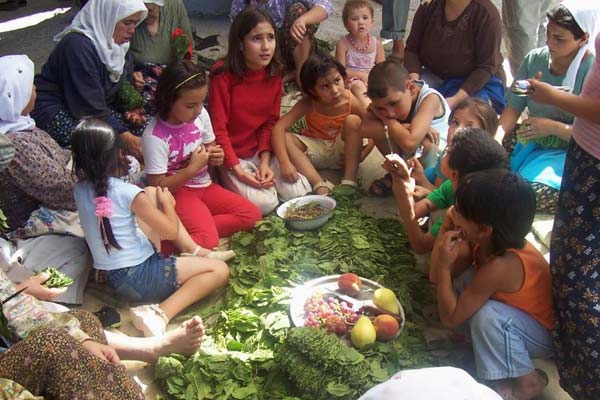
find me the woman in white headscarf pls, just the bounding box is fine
[0,54,91,305]
[495,0,599,214]
[31,0,148,160]
[129,0,193,115]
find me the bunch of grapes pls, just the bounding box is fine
[303,293,359,334]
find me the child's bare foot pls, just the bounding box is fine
[490,379,516,400]
[180,246,236,261]
[513,369,548,400]
[151,316,204,363]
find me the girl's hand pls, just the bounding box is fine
[207,145,224,166]
[431,229,462,271]
[188,145,209,172]
[132,71,145,91]
[233,165,264,189]
[121,132,143,162]
[279,161,299,183]
[517,117,552,141]
[17,273,67,301]
[82,340,121,364]
[157,186,176,209]
[257,163,275,188]
[290,17,307,44]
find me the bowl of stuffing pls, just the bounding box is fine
[277,195,336,231]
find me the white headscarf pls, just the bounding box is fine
[560,0,600,90]
[54,0,148,82]
[0,55,36,134]
[358,368,502,400]
[144,0,165,6]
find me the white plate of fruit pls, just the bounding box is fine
[289,273,405,348]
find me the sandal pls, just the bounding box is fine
[369,173,393,197]
[312,180,335,195]
[333,179,358,197]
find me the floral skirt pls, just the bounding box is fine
[502,126,559,213]
[0,310,143,400]
[550,139,600,398]
[279,2,319,69]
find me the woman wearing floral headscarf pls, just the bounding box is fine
[31,0,148,160]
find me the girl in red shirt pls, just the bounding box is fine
[208,7,311,215]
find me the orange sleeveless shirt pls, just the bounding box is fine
[302,90,353,141]
[475,242,554,330]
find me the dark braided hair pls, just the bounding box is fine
[71,118,126,253]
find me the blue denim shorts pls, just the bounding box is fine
[106,253,179,303]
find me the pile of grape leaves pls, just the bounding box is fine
[157,197,447,400]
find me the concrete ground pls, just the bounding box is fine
[0,1,572,399]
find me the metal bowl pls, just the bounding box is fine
[276,195,336,231]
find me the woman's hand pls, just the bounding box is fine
[279,161,299,183]
[17,273,67,301]
[81,340,121,364]
[207,145,224,166]
[528,75,560,106]
[517,117,552,141]
[290,16,307,44]
[188,144,209,172]
[257,162,275,188]
[120,132,143,162]
[233,165,263,189]
[132,71,145,91]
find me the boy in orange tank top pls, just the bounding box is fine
[428,169,554,400]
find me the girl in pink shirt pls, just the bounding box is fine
[142,60,261,252]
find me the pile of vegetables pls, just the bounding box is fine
[37,267,73,288]
[156,198,439,399]
[284,201,330,220]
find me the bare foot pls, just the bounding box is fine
[513,369,548,400]
[491,379,516,400]
[151,316,204,363]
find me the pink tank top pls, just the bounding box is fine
[344,34,377,73]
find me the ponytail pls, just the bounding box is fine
[71,118,125,253]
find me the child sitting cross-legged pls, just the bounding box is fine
[335,0,385,108]
[430,169,554,400]
[387,127,508,254]
[341,60,450,195]
[272,52,368,195]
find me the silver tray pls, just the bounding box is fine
[289,274,405,333]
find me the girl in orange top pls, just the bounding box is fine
[424,169,554,400]
[272,52,368,195]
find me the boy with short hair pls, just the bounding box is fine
[341,61,450,194]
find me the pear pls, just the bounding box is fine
[350,316,377,349]
[372,288,400,315]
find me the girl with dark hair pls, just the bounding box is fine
[142,60,261,252]
[72,118,229,337]
[209,7,311,215]
[230,0,333,83]
[427,169,554,400]
[496,1,599,213]
[272,52,368,195]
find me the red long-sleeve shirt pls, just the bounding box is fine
[208,61,282,169]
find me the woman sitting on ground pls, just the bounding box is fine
[129,0,194,115]
[496,1,599,213]
[0,55,90,305]
[0,269,204,399]
[404,0,506,112]
[31,0,150,160]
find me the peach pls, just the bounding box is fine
[337,273,362,296]
[373,314,400,342]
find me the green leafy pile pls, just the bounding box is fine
[37,267,74,288]
[116,81,144,111]
[157,200,436,399]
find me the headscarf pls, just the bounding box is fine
[144,0,165,6]
[358,367,502,400]
[0,55,36,135]
[54,0,148,82]
[560,0,600,90]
